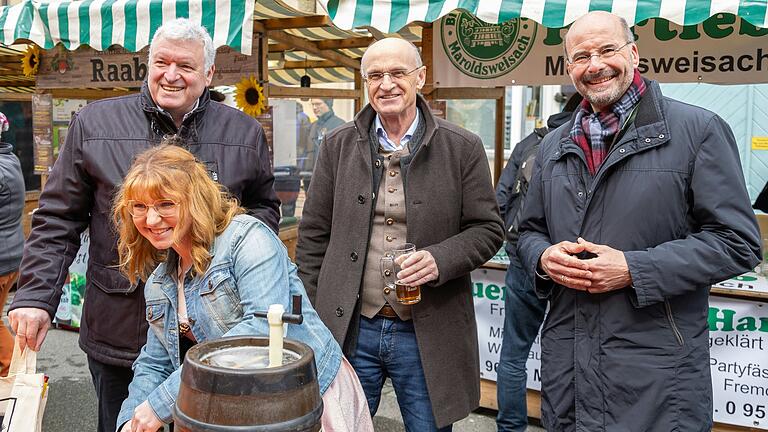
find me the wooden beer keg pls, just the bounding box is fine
[173,336,323,432]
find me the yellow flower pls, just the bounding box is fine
[234,75,265,117]
[21,44,40,77]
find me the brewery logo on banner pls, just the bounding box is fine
[440,11,537,80]
[435,14,768,86]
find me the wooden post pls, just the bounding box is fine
[495,91,506,186]
[422,24,434,99]
[260,29,269,105]
[354,73,365,113]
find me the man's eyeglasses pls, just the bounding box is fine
[126,199,179,217]
[363,66,424,83]
[567,41,633,67]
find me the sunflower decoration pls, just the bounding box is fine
[234,75,266,117]
[21,44,41,77]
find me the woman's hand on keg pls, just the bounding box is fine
[119,421,132,432]
[130,401,163,432]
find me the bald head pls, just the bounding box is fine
[361,38,422,73]
[563,10,639,112]
[565,11,633,54]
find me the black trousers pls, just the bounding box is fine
[87,356,134,432]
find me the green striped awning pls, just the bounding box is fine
[320,0,768,33]
[269,67,355,86]
[253,0,313,19]
[0,0,256,54]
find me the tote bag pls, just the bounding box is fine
[0,341,49,431]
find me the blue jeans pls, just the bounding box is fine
[496,261,547,432]
[350,315,452,432]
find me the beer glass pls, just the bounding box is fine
[380,243,421,305]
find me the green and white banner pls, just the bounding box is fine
[319,0,768,34]
[0,0,255,54]
[434,11,768,86]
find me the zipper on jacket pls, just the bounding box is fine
[664,300,685,346]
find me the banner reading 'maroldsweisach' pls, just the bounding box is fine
[434,12,768,87]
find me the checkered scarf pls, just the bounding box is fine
[570,70,646,175]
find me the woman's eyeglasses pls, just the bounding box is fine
[126,199,179,217]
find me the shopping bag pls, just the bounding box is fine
[0,340,49,431]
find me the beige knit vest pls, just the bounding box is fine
[359,147,411,320]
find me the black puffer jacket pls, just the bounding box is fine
[0,142,24,275]
[10,84,280,366]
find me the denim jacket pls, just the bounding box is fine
[117,215,342,428]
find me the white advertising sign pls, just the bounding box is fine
[473,263,767,428]
[434,12,768,87]
[712,271,768,295]
[471,267,542,390]
[52,99,86,123]
[709,296,768,429]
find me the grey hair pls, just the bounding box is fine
[563,13,636,58]
[149,18,216,72]
[360,38,423,76]
[618,17,635,44]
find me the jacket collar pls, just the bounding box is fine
[629,78,670,149]
[140,81,211,135]
[0,142,12,154]
[353,94,438,147]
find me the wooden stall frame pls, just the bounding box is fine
[253,10,765,432]
[0,93,33,101]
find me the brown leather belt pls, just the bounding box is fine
[377,303,398,319]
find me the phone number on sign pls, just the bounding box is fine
[718,401,766,424]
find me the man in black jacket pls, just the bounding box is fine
[495,94,580,432]
[8,19,279,432]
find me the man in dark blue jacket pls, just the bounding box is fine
[495,94,580,432]
[518,11,760,431]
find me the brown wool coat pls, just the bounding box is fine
[296,95,504,427]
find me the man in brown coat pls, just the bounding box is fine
[296,37,503,431]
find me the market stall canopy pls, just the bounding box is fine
[0,0,423,86]
[319,0,768,33]
[0,0,256,54]
[266,26,420,85]
[254,0,421,85]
